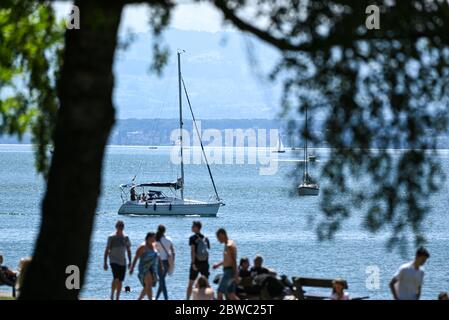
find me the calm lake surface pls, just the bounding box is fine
[1,144,448,299]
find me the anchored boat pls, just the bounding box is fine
[118,51,224,216]
[298,101,319,196]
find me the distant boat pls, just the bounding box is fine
[308,153,317,162]
[298,103,319,196]
[118,51,224,216]
[272,134,286,153]
[148,146,158,150]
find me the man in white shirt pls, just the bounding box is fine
[389,247,430,300]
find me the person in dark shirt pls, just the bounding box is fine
[239,257,251,278]
[130,187,136,201]
[186,221,210,300]
[250,254,269,277]
[237,257,252,295]
[0,253,17,287]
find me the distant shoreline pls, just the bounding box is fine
[2,143,449,153]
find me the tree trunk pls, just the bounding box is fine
[19,0,124,299]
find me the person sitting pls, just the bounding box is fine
[0,253,17,287]
[438,291,449,300]
[235,257,254,298]
[130,188,136,201]
[140,193,146,202]
[192,276,215,300]
[330,278,350,300]
[249,255,270,278]
[16,257,32,292]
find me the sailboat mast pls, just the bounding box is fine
[178,51,185,200]
[304,104,308,182]
[278,133,281,152]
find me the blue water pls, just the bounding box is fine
[1,144,449,299]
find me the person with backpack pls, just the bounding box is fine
[186,221,210,300]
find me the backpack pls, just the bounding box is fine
[195,235,209,262]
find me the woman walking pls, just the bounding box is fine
[130,232,162,300]
[155,225,175,300]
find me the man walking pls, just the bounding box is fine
[186,221,210,300]
[213,228,239,300]
[389,246,430,300]
[104,220,132,300]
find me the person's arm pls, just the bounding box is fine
[191,244,197,271]
[126,237,132,269]
[170,242,175,260]
[130,245,143,275]
[104,237,110,271]
[389,277,399,300]
[213,261,223,269]
[230,244,238,280]
[159,256,164,272]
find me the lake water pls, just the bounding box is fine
[1,144,449,300]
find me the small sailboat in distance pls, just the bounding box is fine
[298,103,319,196]
[272,133,286,153]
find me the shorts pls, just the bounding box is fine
[110,263,126,282]
[189,261,209,281]
[218,267,237,294]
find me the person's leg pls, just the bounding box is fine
[186,265,198,300]
[138,288,146,300]
[116,265,126,300]
[187,280,195,300]
[110,264,118,300]
[110,279,117,300]
[116,280,123,300]
[144,273,153,300]
[216,271,227,301]
[161,260,169,300]
[156,261,166,300]
[227,273,240,300]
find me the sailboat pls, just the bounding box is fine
[118,51,224,216]
[297,103,319,196]
[272,133,286,153]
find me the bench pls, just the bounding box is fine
[0,281,16,298]
[292,277,369,300]
[0,272,17,298]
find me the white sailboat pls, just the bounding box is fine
[118,51,224,216]
[298,103,319,196]
[272,133,286,153]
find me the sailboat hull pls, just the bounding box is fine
[118,200,221,217]
[298,184,320,196]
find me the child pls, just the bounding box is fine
[330,278,350,300]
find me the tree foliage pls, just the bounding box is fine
[211,0,449,251]
[0,0,63,177]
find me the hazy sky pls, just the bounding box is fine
[52,1,281,120]
[53,1,230,33]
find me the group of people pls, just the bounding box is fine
[103,220,272,300]
[102,220,448,301]
[129,188,162,203]
[1,221,448,301]
[103,220,174,300]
